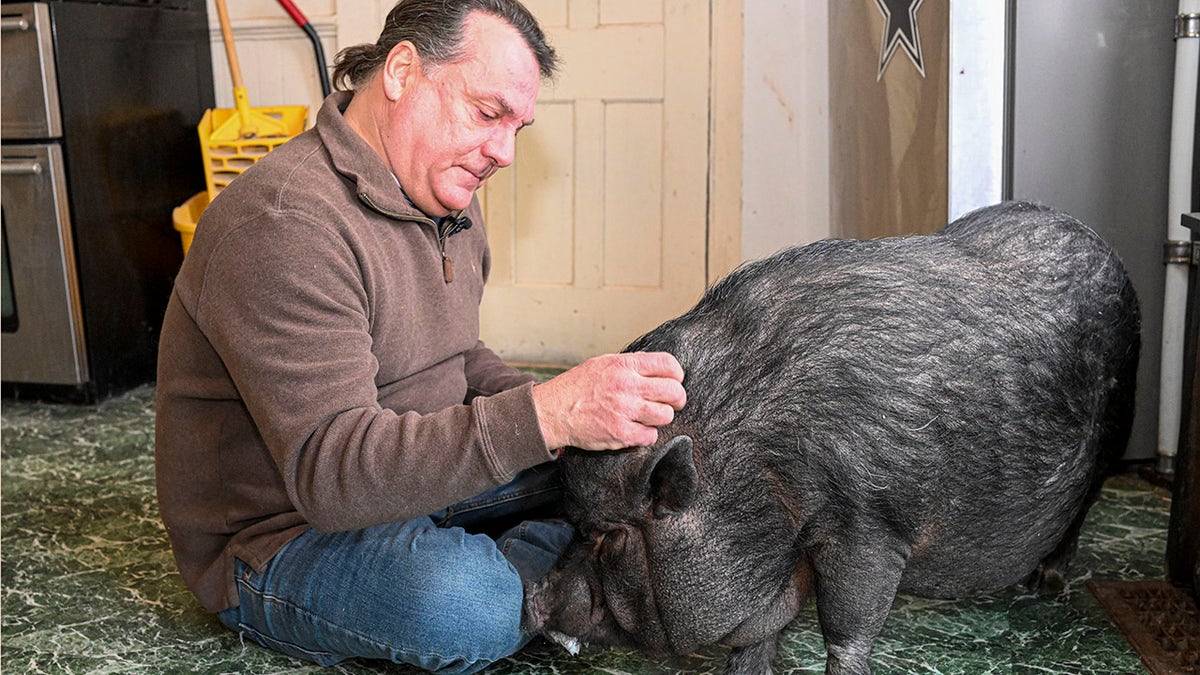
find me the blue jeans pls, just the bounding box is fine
[217,464,572,673]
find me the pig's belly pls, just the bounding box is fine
[895,518,1070,598]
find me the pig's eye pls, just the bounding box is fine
[596,528,627,562]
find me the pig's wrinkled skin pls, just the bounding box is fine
[522,202,1140,675]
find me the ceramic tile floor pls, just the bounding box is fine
[1,383,1172,674]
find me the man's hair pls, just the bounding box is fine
[331,0,558,90]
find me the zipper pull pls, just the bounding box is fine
[437,214,471,284]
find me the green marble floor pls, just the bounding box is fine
[1,384,1172,674]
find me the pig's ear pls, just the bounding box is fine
[646,435,698,518]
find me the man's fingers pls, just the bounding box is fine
[642,378,686,411]
[621,352,687,410]
[637,400,678,428]
[625,351,685,382]
[536,352,688,452]
[618,421,659,449]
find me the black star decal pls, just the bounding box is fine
[876,0,926,80]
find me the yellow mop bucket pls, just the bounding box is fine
[172,191,209,255]
[199,0,306,200]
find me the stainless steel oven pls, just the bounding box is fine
[1,0,213,401]
[2,144,88,386]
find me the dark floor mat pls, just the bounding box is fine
[1090,580,1200,674]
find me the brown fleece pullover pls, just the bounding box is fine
[155,92,555,613]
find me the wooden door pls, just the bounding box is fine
[210,0,717,366]
[478,0,712,364]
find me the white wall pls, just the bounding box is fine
[741,1,831,260]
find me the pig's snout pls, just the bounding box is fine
[522,565,610,643]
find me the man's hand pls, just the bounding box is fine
[532,352,686,451]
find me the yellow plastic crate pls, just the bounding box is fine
[172,191,210,255]
[198,105,307,201]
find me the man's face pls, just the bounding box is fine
[384,12,541,217]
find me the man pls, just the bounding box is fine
[154,1,686,672]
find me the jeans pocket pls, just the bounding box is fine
[234,620,344,667]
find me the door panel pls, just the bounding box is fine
[480,0,710,364]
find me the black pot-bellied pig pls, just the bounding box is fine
[523,201,1140,675]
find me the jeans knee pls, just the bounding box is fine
[230,523,533,673]
[400,531,528,671]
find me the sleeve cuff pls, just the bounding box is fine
[473,381,556,482]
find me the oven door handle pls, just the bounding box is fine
[0,16,31,32]
[1,160,43,176]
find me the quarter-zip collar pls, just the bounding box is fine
[318,91,431,225]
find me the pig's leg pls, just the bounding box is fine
[1026,513,1082,594]
[811,537,907,675]
[1031,377,1134,594]
[1026,474,1104,594]
[725,637,778,675]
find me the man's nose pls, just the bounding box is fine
[482,127,517,168]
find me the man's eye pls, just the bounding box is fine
[477,108,498,122]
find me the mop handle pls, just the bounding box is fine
[215,0,245,91]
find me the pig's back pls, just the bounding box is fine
[641,201,1139,595]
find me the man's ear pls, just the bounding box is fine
[382,41,420,100]
[642,435,698,518]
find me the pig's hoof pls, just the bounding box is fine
[825,645,872,675]
[1026,565,1066,595]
